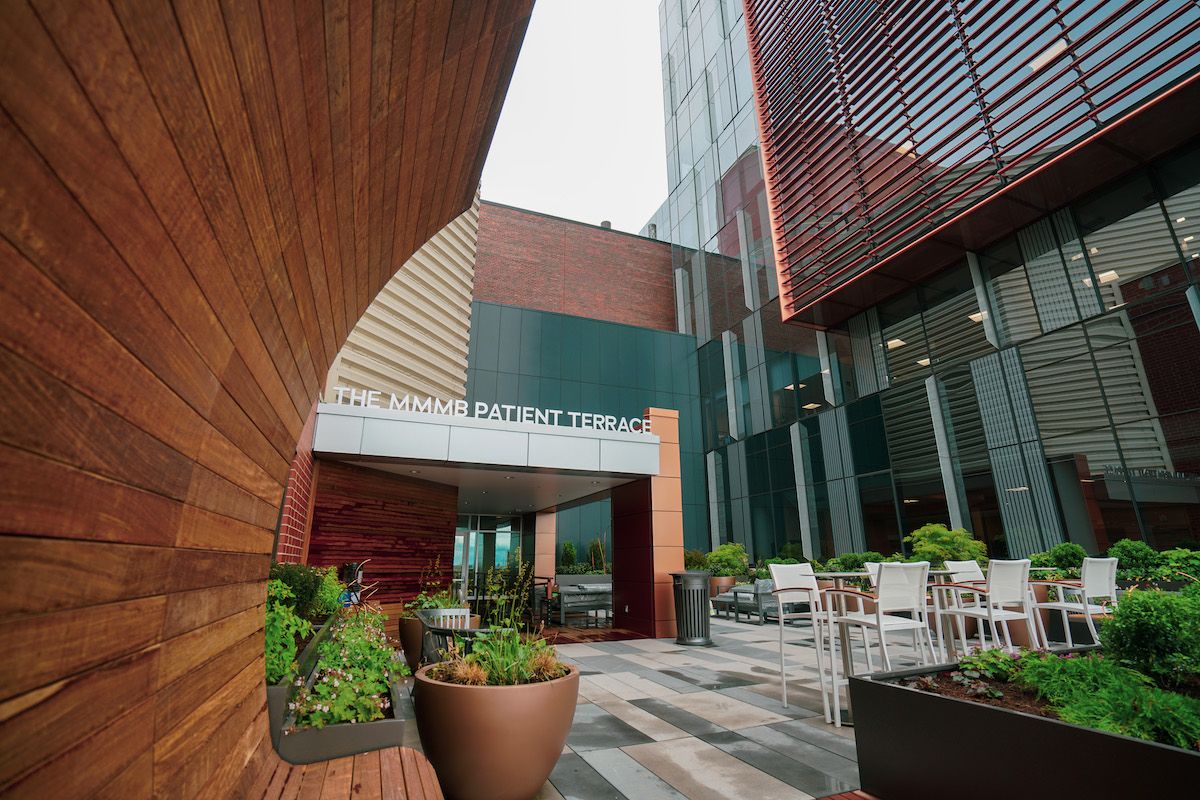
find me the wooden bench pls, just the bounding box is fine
[255,747,442,799]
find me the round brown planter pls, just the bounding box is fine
[709,576,737,597]
[413,664,580,800]
[398,614,483,672]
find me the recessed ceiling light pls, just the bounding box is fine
[886,338,906,350]
[967,311,986,323]
[1070,253,1083,261]
[916,357,931,367]
[1089,246,1100,256]
[1028,39,1067,72]
[1177,216,1187,223]
[802,402,822,410]
[1006,486,1030,492]
[1097,270,1120,284]
[903,499,918,504]
[1185,235,1195,243]
[782,383,807,391]
[410,469,420,474]
[503,476,514,480]
[481,490,488,495]
[895,140,916,157]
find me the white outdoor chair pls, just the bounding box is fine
[863,561,881,588]
[768,563,831,721]
[825,561,936,673]
[936,559,1042,653]
[1031,557,1118,647]
[933,560,987,659]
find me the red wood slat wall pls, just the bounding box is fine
[307,461,456,604]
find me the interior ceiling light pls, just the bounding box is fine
[803,402,822,410]
[1184,235,1195,243]
[916,357,931,367]
[1028,38,1068,72]
[1070,252,1083,261]
[903,499,919,504]
[503,475,514,480]
[967,311,987,323]
[895,140,916,157]
[783,383,807,390]
[1006,486,1030,492]
[1097,270,1120,284]
[1089,246,1100,255]
[886,338,906,350]
[1177,216,1187,223]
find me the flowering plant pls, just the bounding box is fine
[288,606,409,730]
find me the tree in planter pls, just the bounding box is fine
[559,541,577,571]
[903,523,986,568]
[587,535,608,574]
[266,579,313,684]
[706,542,750,577]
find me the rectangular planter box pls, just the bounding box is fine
[277,678,418,765]
[849,663,1200,800]
[267,614,336,749]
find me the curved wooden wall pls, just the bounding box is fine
[0,1,532,796]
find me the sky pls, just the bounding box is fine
[480,0,667,234]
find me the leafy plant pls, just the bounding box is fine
[755,557,799,579]
[959,647,1025,682]
[1100,588,1200,686]
[270,562,325,620]
[903,523,986,568]
[404,557,464,614]
[290,607,408,730]
[684,549,707,570]
[824,551,886,573]
[265,579,313,685]
[429,629,568,686]
[312,566,346,616]
[949,670,1004,699]
[560,541,577,569]
[1108,539,1165,582]
[706,542,750,577]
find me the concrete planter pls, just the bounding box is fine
[277,678,416,765]
[413,664,579,800]
[849,661,1199,800]
[267,613,336,749]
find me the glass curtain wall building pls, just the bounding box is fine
[646,0,1200,560]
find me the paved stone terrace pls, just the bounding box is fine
[538,617,862,800]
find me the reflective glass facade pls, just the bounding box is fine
[465,301,708,550]
[638,0,1200,561]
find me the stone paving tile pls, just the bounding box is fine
[566,654,648,674]
[621,666,707,694]
[769,718,860,760]
[583,671,677,701]
[548,751,626,800]
[534,780,566,799]
[621,737,812,800]
[661,689,791,730]
[716,684,822,719]
[578,748,688,800]
[556,643,612,658]
[700,730,854,798]
[589,695,690,742]
[739,725,860,784]
[628,698,726,736]
[566,703,656,752]
[622,638,686,652]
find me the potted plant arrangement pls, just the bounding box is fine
[265,563,346,746]
[279,605,414,763]
[705,542,750,596]
[848,583,1200,799]
[413,563,579,800]
[398,559,475,672]
[1109,538,1200,591]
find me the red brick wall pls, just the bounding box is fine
[474,201,677,331]
[306,460,457,604]
[275,403,317,563]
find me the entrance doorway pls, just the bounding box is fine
[452,514,524,602]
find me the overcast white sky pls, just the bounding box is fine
[480,0,667,234]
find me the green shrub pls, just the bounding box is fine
[1017,652,1200,750]
[684,549,707,570]
[1161,548,1200,583]
[959,647,1025,682]
[270,562,324,619]
[705,542,750,577]
[1108,539,1165,582]
[1100,588,1200,686]
[291,607,407,729]
[312,566,346,616]
[777,541,807,561]
[265,579,312,684]
[1046,542,1087,570]
[755,557,800,580]
[903,523,986,568]
[560,541,577,569]
[824,551,886,573]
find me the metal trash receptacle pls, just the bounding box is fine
[671,571,713,646]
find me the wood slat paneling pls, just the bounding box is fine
[0,0,532,795]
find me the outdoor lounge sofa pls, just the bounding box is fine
[552,573,612,626]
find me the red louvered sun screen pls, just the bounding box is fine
[743,0,1200,324]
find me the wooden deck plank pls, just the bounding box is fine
[352,750,382,799]
[379,747,407,800]
[321,756,355,799]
